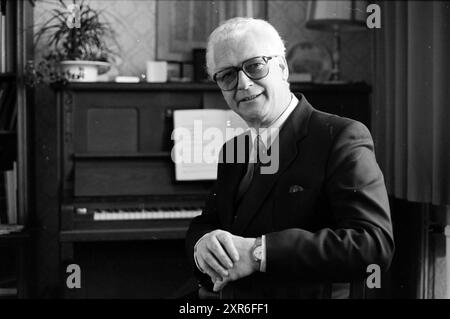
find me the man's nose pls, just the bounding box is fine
[236,70,253,90]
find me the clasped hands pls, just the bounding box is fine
[195,229,258,292]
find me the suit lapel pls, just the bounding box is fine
[231,94,314,235]
[218,132,250,230]
[219,162,245,229]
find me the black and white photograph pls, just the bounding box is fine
[0,0,449,307]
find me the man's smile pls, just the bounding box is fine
[238,92,263,105]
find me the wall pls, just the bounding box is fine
[34,0,371,83]
[268,0,371,83]
[34,0,157,76]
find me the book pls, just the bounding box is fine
[0,130,16,170]
[0,81,14,130]
[4,161,16,224]
[0,83,5,127]
[0,0,6,73]
[172,109,248,181]
[6,93,16,130]
[0,82,15,130]
[0,223,23,235]
[0,287,17,297]
[0,170,6,223]
[4,0,14,73]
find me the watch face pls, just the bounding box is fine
[253,246,263,261]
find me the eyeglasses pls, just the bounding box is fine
[212,56,277,91]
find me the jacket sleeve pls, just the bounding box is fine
[185,171,222,290]
[265,121,395,282]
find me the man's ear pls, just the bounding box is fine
[278,56,289,81]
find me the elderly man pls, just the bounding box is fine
[185,17,394,299]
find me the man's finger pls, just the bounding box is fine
[202,263,223,283]
[216,233,239,262]
[204,252,230,278]
[213,278,228,292]
[210,236,234,268]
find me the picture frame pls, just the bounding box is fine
[286,41,333,83]
[181,63,194,81]
[167,61,182,81]
[156,0,267,62]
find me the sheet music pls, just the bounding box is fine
[172,109,248,180]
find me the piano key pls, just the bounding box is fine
[76,207,87,215]
[90,206,203,221]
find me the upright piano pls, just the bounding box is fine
[58,83,223,243]
[44,82,371,298]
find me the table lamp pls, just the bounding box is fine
[306,0,367,82]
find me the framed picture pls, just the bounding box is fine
[167,62,182,81]
[181,63,194,81]
[286,42,333,83]
[156,0,267,62]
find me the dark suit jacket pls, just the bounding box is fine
[185,94,394,298]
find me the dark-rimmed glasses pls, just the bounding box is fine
[212,56,277,91]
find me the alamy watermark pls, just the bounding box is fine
[171,124,280,175]
[366,263,381,289]
[366,4,381,29]
[64,2,381,30]
[66,264,81,289]
[64,263,382,290]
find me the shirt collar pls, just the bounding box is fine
[249,93,299,148]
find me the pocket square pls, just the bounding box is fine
[289,185,304,193]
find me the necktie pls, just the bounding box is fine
[235,134,264,205]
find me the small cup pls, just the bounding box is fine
[146,61,168,82]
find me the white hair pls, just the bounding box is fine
[206,17,286,77]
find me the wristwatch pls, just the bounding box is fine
[251,237,263,264]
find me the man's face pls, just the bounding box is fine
[212,30,290,128]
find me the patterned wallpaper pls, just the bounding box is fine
[269,0,372,84]
[34,0,371,83]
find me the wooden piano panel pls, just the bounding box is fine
[74,156,210,197]
[71,90,207,154]
[86,108,139,152]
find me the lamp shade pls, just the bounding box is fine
[306,0,367,31]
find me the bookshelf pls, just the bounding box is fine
[0,0,34,298]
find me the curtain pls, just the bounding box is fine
[373,1,450,206]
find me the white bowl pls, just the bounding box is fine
[60,60,111,82]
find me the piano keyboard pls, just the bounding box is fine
[76,207,202,221]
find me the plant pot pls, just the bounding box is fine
[60,60,110,82]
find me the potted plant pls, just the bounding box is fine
[34,0,119,82]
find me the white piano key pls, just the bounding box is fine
[90,206,204,221]
[76,207,88,215]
